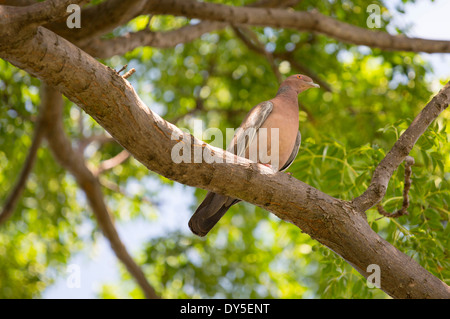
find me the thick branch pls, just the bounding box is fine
[84,21,225,59]
[50,0,297,46]
[1,0,37,5]
[144,0,450,53]
[83,0,298,59]
[10,0,297,48]
[249,0,302,8]
[352,84,450,212]
[1,26,448,298]
[0,0,89,33]
[46,0,148,44]
[40,83,159,299]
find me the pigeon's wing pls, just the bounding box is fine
[189,101,273,237]
[227,101,273,157]
[279,130,301,172]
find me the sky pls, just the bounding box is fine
[42,0,450,299]
[385,0,450,80]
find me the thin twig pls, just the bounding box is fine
[78,133,116,153]
[276,51,333,92]
[116,64,135,79]
[116,64,128,74]
[376,156,415,219]
[95,149,130,176]
[122,68,136,79]
[233,26,283,84]
[99,176,158,207]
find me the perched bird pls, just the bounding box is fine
[189,74,319,237]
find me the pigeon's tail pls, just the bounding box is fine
[189,192,239,237]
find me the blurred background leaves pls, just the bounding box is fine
[0,0,448,298]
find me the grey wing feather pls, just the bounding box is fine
[227,101,273,157]
[279,131,301,172]
[189,101,273,237]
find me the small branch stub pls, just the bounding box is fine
[122,68,136,79]
[115,64,136,79]
[116,64,128,74]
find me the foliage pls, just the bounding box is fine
[0,0,448,299]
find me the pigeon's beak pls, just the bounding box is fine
[306,81,320,88]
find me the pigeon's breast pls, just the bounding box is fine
[255,106,299,170]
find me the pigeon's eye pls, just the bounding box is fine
[297,75,303,79]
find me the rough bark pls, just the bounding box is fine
[1,23,448,298]
[144,0,450,53]
[47,0,148,44]
[81,0,299,59]
[352,84,450,211]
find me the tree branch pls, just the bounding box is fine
[233,26,283,84]
[1,26,448,298]
[82,0,303,59]
[0,0,37,6]
[40,83,159,299]
[99,176,157,207]
[0,0,89,33]
[377,156,415,219]
[144,0,450,53]
[78,133,116,154]
[83,21,225,59]
[0,103,46,225]
[46,0,148,44]
[275,50,333,92]
[249,0,302,8]
[233,24,332,91]
[352,83,450,212]
[95,149,130,176]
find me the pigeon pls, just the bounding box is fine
[189,74,319,236]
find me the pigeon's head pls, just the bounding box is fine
[283,74,320,94]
